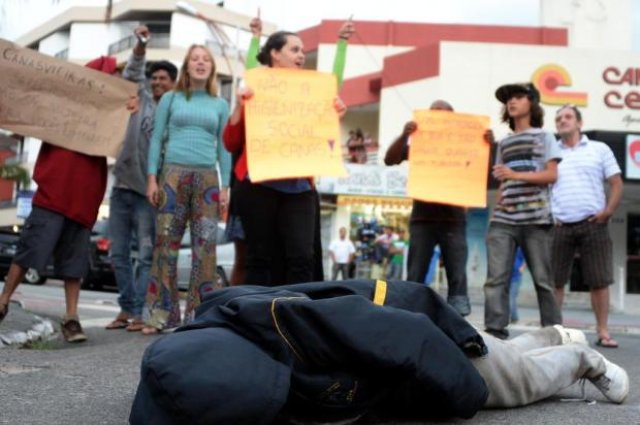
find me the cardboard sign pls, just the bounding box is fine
[0,38,136,157]
[244,67,347,182]
[407,110,490,207]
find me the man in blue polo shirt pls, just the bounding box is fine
[551,105,623,348]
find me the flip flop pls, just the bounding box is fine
[126,320,146,332]
[0,302,8,323]
[105,316,130,330]
[595,337,619,348]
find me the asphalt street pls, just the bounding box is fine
[0,281,638,425]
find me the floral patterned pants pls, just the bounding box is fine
[145,165,221,329]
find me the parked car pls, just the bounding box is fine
[177,225,234,290]
[82,218,116,290]
[0,220,234,291]
[0,220,114,287]
[0,224,29,281]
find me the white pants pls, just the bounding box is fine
[473,327,606,407]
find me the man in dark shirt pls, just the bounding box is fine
[384,100,470,316]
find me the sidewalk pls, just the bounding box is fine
[2,294,640,348]
[465,302,640,336]
[0,300,55,347]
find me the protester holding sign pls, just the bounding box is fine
[223,29,347,286]
[143,45,231,334]
[384,100,473,316]
[106,25,178,332]
[226,18,354,287]
[484,82,562,340]
[0,39,136,157]
[0,57,132,343]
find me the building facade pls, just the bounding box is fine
[3,0,640,312]
[0,0,274,221]
[304,0,640,312]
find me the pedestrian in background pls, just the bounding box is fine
[386,228,407,280]
[484,82,562,339]
[106,25,177,332]
[551,104,623,348]
[329,227,356,280]
[143,44,231,334]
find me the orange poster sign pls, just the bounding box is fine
[244,67,347,182]
[407,110,490,207]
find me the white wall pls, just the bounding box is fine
[541,0,633,50]
[170,13,212,49]
[317,44,412,79]
[68,22,136,59]
[438,41,640,135]
[374,40,640,149]
[378,78,442,157]
[38,31,70,56]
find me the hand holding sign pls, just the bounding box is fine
[0,38,136,158]
[407,110,490,207]
[244,67,347,182]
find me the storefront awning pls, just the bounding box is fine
[337,195,413,210]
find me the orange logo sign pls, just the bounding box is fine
[531,64,588,106]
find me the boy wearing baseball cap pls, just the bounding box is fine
[483,82,562,339]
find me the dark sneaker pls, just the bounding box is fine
[447,295,471,316]
[484,328,509,340]
[590,357,629,404]
[61,318,87,343]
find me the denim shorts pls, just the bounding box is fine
[14,206,90,279]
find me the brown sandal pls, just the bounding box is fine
[105,313,130,330]
[126,320,146,332]
[0,302,8,324]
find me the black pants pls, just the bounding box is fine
[407,220,468,297]
[235,180,316,286]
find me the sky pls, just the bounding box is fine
[1,0,639,48]
[223,0,541,32]
[0,0,542,41]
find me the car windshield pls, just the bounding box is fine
[180,223,228,248]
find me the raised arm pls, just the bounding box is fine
[245,17,262,70]
[123,25,151,83]
[332,21,355,88]
[385,121,415,165]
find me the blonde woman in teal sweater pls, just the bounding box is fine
[143,45,231,333]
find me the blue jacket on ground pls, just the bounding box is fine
[130,279,489,424]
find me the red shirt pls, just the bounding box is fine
[223,108,248,181]
[32,143,107,229]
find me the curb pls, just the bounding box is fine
[0,302,56,348]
